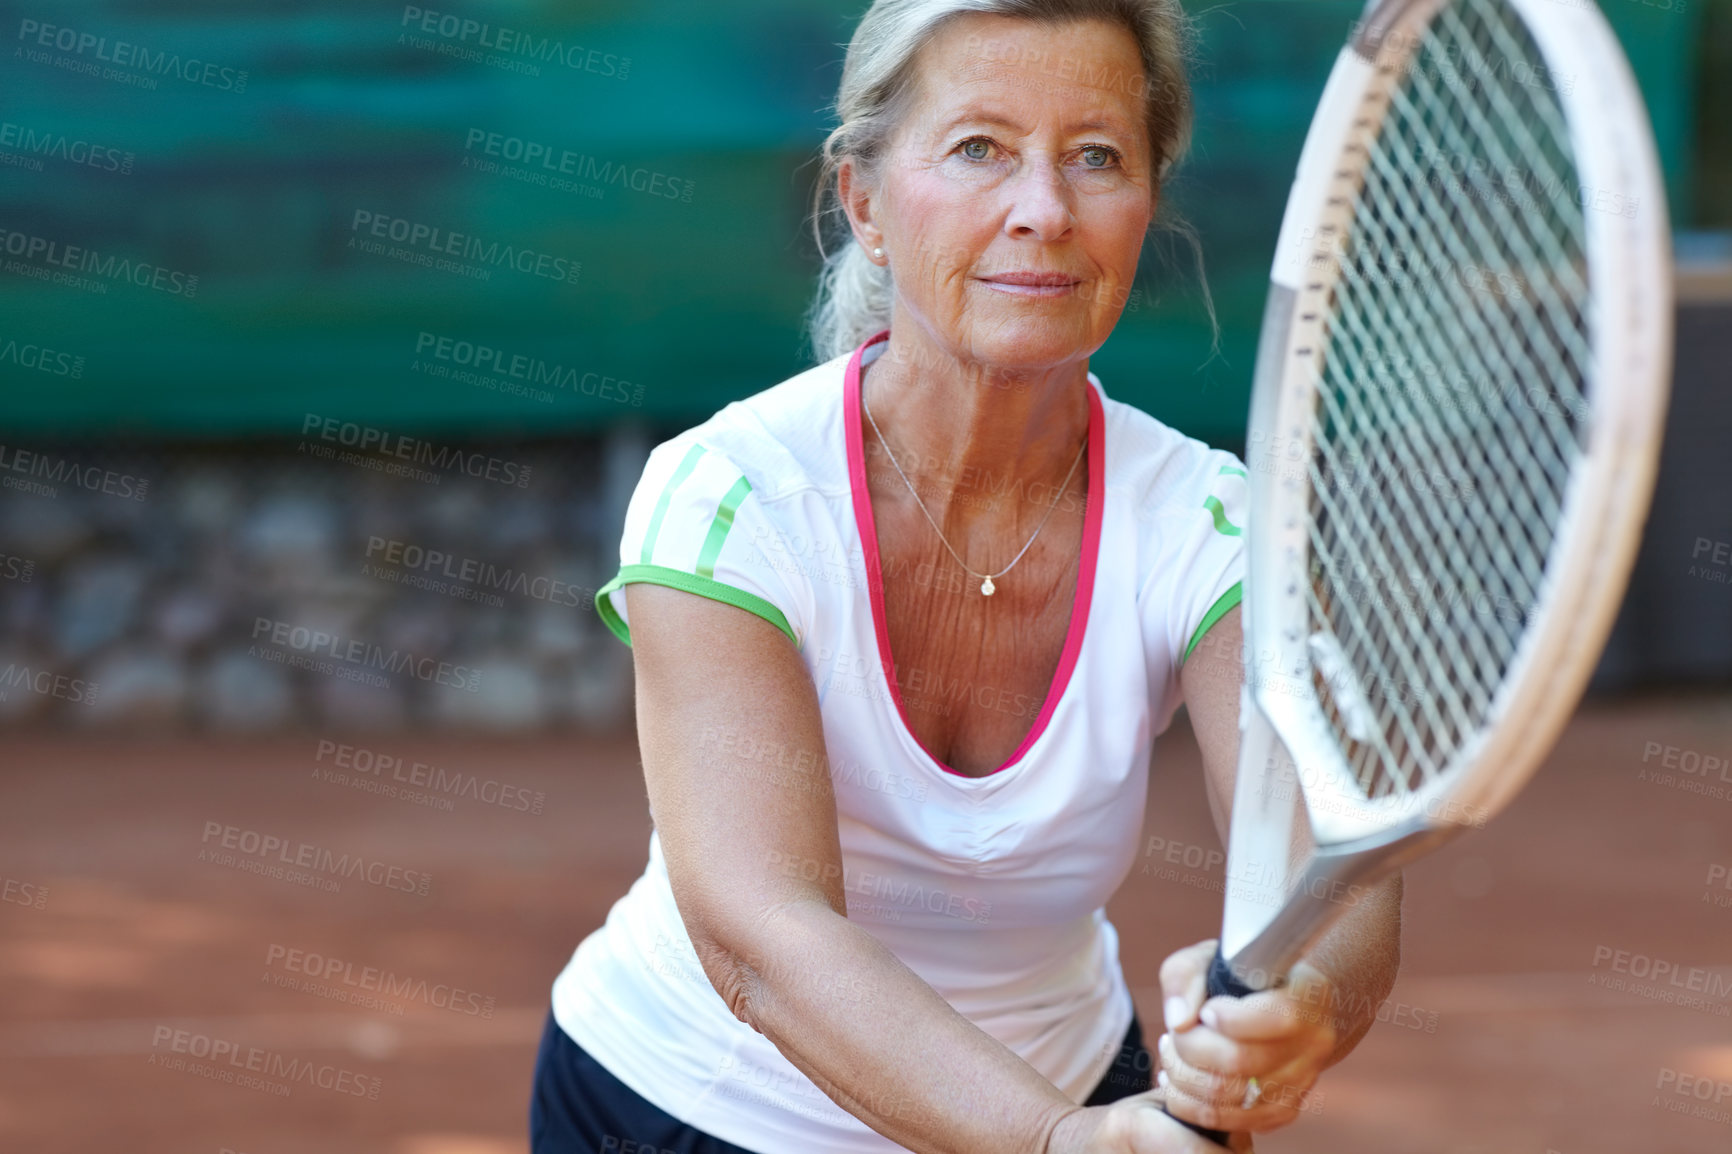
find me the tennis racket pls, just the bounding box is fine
[1170,0,1671,1143]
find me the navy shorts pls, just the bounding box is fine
[528,1008,1153,1153]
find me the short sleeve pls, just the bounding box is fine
[1139,448,1248,725]
[594,438,812,649]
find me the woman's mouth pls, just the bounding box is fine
[978,272,1082,298]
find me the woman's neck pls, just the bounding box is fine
[861,326,1091,520]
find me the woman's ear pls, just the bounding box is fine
[837,158,885,259]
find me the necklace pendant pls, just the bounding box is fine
[980,576,995,596]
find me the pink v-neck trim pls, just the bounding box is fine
[843,328,1105,779]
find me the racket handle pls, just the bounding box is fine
[1207,947,1260,999]
[1162,947,1258,1148]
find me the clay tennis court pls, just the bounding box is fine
[3,690,1729,1154]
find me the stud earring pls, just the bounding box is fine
[872,247,884,261]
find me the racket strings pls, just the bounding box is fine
[1433,2,1592,303]
[1406,5,1593,405]
[1313,235,1554,794]
[1316,141,1579,790]
[1306,355,1496,726]
[1301,0,1592,801]
[1306,387,1485,788]
[1366,37,1588,480]
[1328,181,1560,648]
[1315,199,1553,793]
[1321,46,1579,643]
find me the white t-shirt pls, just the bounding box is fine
[551,328,1247,1154]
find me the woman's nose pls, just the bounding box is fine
[1001,160,1076,241]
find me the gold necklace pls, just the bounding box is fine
[862,375,1086,596]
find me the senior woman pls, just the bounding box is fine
[531,1,1402,1151]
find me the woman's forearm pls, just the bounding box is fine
[710,896,1081,1154]
[1297,872,1403,1065]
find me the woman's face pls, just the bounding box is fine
[853,14,1157,372]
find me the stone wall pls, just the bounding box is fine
[0,431,651,733]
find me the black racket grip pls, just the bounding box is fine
[1162,948,1259,1148]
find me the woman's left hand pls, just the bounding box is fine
[1154,939,1338,1135]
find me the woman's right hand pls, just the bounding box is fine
[1045,1091,1252,1154]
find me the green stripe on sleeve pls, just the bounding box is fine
[1205,465,1247,536]
[1203,495,1242,537]
[593,564,797,648]
[695,475,753,579]
[640,444,707,564]
[1182,581,1243,665]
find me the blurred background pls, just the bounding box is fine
[0,1,1728,1152]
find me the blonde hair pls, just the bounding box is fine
[805,0,1201,364]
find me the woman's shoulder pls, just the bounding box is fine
[1098,393,1247,667]
[1099,392,1247,517]
[651,351,854,508]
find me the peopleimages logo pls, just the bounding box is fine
[149,1026,380,1099]
[0,551,36,582]
[0,120,133,174]
[298,414,533,488]
[16,19,250,92]
[250,616,483,692]
[199,820,434,896]
[399,7,631,79]
[264,944,496,1018]
[463,129,694,203]
[0,335,84,378]
[348,210,580,285]
[0,227,196,296]
[413,332,643,406]
[0,444,148,501]
[2,876,49,910]
[313,739,547,816]
[0,662,98,705]
[364,536,594,609]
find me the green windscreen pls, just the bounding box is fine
[0,0,1700,443]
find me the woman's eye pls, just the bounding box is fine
[1080,145,1121,169]
[953,138,1120,168]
